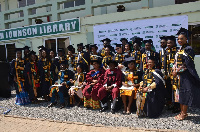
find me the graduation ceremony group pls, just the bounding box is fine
[9,27,200,121]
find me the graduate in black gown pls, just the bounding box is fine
[136,57,165,118]
[38,47,51,101]
[173,28,200,120]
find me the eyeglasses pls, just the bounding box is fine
[116,48,120,50]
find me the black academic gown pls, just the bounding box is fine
[177,45,200,108]
[143,69,165,118]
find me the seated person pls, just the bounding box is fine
[48,62,74,109]
[98,60,122,114]
[82,59,105,109]
[136,57,165,118]
[68,63,85,106]
[120,57,142,114]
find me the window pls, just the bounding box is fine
[18,0,36,17]
[189,25,200,55]
[175,0,198,4]
[0,44,15,62]
[0,3,1,12]
[64,0,85,8]
[75,0,85,6]
[44,37,70,55]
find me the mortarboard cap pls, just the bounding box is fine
[90,44,98,48]
[37,45,44,51]
[41,47,48,52]
[176,27,191,38]
[160,36,167,41]
[133,38,143,46]
[85,44,90,49]
[28,50,36,57]
[143,39,153,45]
[77,43,84,48]
[67,45,74,51]
[120,38,128,42]
[23,46,30,50]
[115,44,123,48]
[166,35,176,42]
[130,36,139,41]
[101,38,112,43]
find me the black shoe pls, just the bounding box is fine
[60,103,65,109]
[47,102,57,108]
[99,106,108,112]
[111,109,115,114]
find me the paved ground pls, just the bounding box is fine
[0,115,185,132]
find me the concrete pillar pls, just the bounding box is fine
[0,13,5,29]
[5,0,9,11]
[85,0,93,16]
[86,32,94,45]
[23,7,31,26]
[51,1,60,21]
[141,0,150,9]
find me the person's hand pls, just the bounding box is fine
[90,83,95,86]
[69,79,73,83]
[93,80,98,84]
[142,87,149,93]
[29,80,32,85]
[172,70,177,77]
[132,83,137,87]
[78,83,82,87]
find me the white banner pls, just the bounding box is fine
[93,15,188,52]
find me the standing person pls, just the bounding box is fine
[26,50,40,103]
[49,49,58,85]
[165,36,180,113]
[66,45,76,72]
[75,43,90,72]
[23,46,32,101]
[113,44,125,65]
[98,38,115,57]
[55,48,66,71]
[48,62,74,108]
[10,48,30,105]
[130,37,145,54]
[90,44,102,70]
[85,44,91,54]
[139,39,159,73]
[131,38,143,70]
[82,58,105,109]
[173,28,200,120]
[38,47,51,101]
[159,36,167,74]
[120,38,128,53]
[37,45,44,60]
[23,46,30,64]
[102,45,113,70]
[136,57,165,118]
[124,42,132,57]
[98,60,122,114]
[120,57,142,114]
